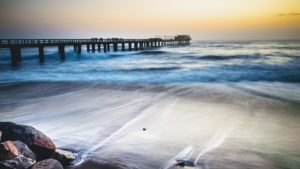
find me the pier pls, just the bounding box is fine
[0,35,191,66]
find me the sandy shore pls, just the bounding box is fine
[0,81,300,169]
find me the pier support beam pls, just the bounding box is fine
[77,44,81,54]
[38,46,45,63]
[87,44,90,52]
[129,43,132,51]
[98,43,101,52]
[113,43,118,52]
[134,42,138,50]
[122,43,125,51]
[16,47,21,62]
[103,44,107,52]
[92,44,95,52]
[59,45,65,61]
[139,42,144,50]
[107,44,110,52]
[10,46,21,67]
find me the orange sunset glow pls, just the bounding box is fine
[0,0,299,39]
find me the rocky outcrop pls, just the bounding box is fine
[0,122,76,169]
[31,159,63,169]
[0,155,35,169]
[0,122,56,160]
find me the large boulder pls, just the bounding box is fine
[53,149,76,165]
[0,155,35,169]
[0,122,56,160]
[31,159,63,169]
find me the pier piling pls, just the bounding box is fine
[39,46,45,63]
[59,45,65,61]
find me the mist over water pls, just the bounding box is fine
[1,41,300,169]
[0,41,299,83]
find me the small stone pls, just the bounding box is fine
[31,159,63,169]
[0,155,35,169]
[53,149,76,165]
[0,122,56,160]
[143,128,146,131]
[0,140,36,161]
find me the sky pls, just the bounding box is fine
[0,0,299,40]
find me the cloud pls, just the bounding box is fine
[277,12,300,17]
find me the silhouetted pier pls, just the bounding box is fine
[0,35,191,66]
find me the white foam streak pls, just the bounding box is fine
[160,145,194,169]
[194,128,233,166]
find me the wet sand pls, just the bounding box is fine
[0,82,300,169]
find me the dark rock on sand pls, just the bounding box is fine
[13,141,36,160]
[0,141,36,161]
[53,149,76,165]
[0,141,19,161]
[0,122,56,160]
[0,155,35,169]
[31,159,63,169]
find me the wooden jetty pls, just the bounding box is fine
[0,35,191,66]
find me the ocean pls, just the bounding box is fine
[0,40,300,169]
[0,40,299,83]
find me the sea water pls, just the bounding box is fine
[0,40,299,83]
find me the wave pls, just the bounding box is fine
[136,50,169,55]
[116,66,181,72]
[183,54,264,60]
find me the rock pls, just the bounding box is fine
[31,159,63,169]
[0,141,36,161]
[0,122,56,160]
[14,141,36,160]
[0,141,19,160]
[0,155,35,169]
[53,149,76,165]
[0,130,2,141]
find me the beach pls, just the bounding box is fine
[1,81,300,169]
